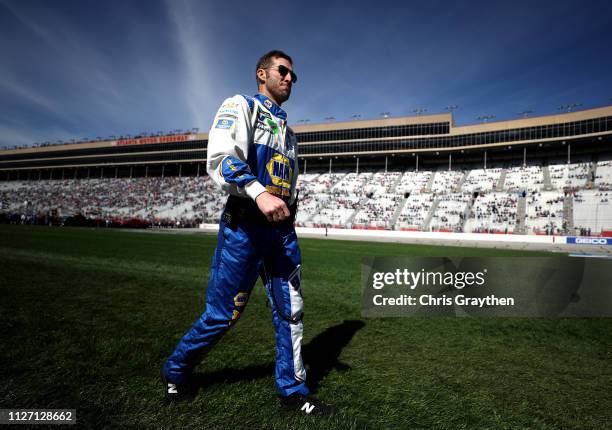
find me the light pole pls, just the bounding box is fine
[477,115,496,123]
[518,110,533,118]
[412,108,427,116]
[380,112,391,118]
[558,103,582,112]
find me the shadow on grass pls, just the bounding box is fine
[191,319,366,394]
[303,319,366,393]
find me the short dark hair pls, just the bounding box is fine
[255,50,293,85]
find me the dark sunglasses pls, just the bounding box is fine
[273,65,298,83]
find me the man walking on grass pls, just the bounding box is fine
[161,50,335,416]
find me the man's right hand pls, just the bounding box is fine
[255,192,290,223]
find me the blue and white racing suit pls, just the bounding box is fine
[163,93,309,397]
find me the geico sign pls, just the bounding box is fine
[575,238,608,245]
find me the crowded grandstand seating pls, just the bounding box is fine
[0,177,226,227]
[2,160,611,234]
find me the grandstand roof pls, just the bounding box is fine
[1,105,611,172]
[450,106,612,134]
[291,113,452,133]
[2,105,610,156]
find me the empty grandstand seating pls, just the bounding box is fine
[464,192,518,233]
[549,162,589,189]
[504,165,543,191]
[351,171,402,229]
[524,191,564,234]
[573,190,612,233]
[396,170,431,195]
[430,193,472,232]
[595,160,612,190]
[396,193,435,230]
[462,168,502,193]
[353,194,401,229]
[430,170,464,194]
[296,173,358,227]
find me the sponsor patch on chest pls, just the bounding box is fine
[215,118,234,129]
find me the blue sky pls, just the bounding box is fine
[1,0,611,149]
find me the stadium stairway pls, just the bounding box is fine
[345,198,365,227]
[497,169,507,191]
[587,162,598,189]
[391,173,404,194]
[461,195,476,232]
[542,165,553,190]
[302,211,317,225]
[564,194,574,230]
[516,195,527,234]
[390,197,408,230]
[425,171,436,192]
[454,171,469,192]
[422,198,440,231]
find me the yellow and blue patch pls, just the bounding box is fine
[266,153,293,192]
[233,292,249,308]
[215,118,234,129]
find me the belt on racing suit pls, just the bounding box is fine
[222,194,298,229]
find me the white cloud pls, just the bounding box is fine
[165,0,218,127]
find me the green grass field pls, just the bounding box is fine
[1,225,610,429]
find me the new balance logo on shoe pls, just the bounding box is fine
[279,393,336,416]
[161,367,197,403]
[301,402,315,414]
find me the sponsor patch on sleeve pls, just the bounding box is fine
[222,101,239,109]
[219,107,240,116]
[215,118,234,129]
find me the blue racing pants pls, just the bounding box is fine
[163,217,309,397]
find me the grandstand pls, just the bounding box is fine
[1,106,612,235]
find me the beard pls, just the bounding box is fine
[269,85,291,105]
[266,74,291,105]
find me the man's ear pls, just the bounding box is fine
[256,68,267,84]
